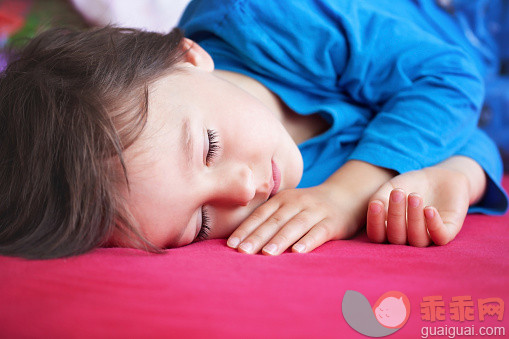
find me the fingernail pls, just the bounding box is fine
[424,208,434,219]
[263,243,278,255]
[391,189,404,203]
[369,202,382,214]
[293,243,305,253]
[239,242,253,253]
[227,237,240,248]
[408,194,420,208]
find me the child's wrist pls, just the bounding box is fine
[434,156,487,205]
[321,160,397,215]
[324,160,396,194]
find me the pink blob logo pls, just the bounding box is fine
[373,291,411,329]
[342,290,411,337]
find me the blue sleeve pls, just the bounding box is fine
[332,3,485,172]
[315,1,507,214]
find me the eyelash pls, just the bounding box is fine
[206,129,220,165]
[197,207,211,241]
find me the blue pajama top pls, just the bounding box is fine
[179,0,508,214]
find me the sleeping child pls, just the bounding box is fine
[0,0,507,259]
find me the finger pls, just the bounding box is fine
[386,188,407,245]
[366,200,387,243]
[261,210,323,256]
[291,219,336,254]
[227,201,281,249]
[424,207,454,246]
[406,193,431,247]
[237,205,300,254]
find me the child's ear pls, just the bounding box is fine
[181,38,214,72]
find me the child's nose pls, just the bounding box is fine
[212,162,256,206]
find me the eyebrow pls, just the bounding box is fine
[180,117,193,170]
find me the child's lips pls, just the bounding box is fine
[270,159,281,198]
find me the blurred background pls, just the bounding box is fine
[0,0,191,69]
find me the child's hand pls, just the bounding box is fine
[226,184,361,255]
[366,167,470,247]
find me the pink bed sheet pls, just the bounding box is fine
[1,178,508,338]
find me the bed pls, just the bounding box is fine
[1,177,507,338]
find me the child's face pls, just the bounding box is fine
[113,64,303,249]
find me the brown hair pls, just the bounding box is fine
[0,26,186,259]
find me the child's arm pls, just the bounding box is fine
[227,160,396,255]
[227,156,487,255]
